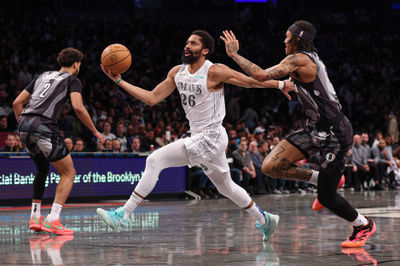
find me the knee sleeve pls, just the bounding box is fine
[32,153,50,200]
[317,162,358,221]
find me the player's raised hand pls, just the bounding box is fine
[220,30,239,58]
[101,64,121,83]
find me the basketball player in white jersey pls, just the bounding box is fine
[97,30,292,241]
[221,21,376,248]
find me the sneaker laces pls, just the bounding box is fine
[349,222,370,241]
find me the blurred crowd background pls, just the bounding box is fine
[1,0,399,196]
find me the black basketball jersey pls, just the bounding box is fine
[292,52,342,126]
[21,71,82,122]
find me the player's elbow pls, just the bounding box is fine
[72,105,85,115]
[254,72,267,82]
[12,99,23,110]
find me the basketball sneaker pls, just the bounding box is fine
[97,207,128,230]
[312,175,345,211]
[255,211,279,241]
[341,217,376,248]
[30,216,44,232]
[41,219,74,235]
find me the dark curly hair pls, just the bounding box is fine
[191,30,214,58]
[290,20,318,53]
[57,47,83,67]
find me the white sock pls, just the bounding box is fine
[309,170,319,185]
[123,192,143,220]
[31,203,41,218]
[246,203,266,226]
[352,212,368,227]
[46,203,63,222]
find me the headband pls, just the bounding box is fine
[288,24,315,42]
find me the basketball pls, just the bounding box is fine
[101,44,131,74]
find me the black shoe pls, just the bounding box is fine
[197,189,209,199]
[205,188,218,199]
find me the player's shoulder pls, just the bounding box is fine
[283,52,313,65]
[168,65,183,77]
[208,63,231,75]
[67,75,82,85]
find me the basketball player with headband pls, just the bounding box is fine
[221,21,376,248]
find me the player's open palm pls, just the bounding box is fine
[220,30,239,58]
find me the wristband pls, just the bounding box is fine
[278,80,284,90]
[115,78,122,85]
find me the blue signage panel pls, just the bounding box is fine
[0,156,186,199]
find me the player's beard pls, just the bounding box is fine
[181,50,199,64]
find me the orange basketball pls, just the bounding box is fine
[101,44,131,74]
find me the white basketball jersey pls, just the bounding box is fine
[174,60,225,134]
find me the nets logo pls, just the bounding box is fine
[325,153,336,162]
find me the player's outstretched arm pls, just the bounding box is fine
[211,64,294,100]
[220,30,300,82]
[101,65,179,107]
[70,92,105,144]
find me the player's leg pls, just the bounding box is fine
[19,129,50,232]
[202,155,279,241]
[41,154,75,235]
[97,139,190,229]
[261,139,314,183]
[30,152,50,232]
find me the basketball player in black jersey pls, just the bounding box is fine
[13,48,105,235]
[221,21,376,248]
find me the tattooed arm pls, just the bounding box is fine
[220,30,301,82]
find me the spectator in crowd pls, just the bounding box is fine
[64,138,74,152]
[226,94,241,123]
[361,132,377,187]
[74,138,86,152]
[351,134,370,191]
[372,139,396,189]
[112,139,121,153]
[14,135,24,152]
[387,112,398,145]
[241,106,259,132]
[102,121,116,141]
[190,166,219,199]
[372,131,383,148]
[115,122,128,152]
[232,139,256,193]
[226,137,241,186]
[248,140,267,194]
[253,126,265,143]
[129,137,145,153]
[140,129,158,151]
[0,115,9,132]
[101,139,113,152]
[0,133,18,152]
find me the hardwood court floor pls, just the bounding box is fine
[1,190,400,265]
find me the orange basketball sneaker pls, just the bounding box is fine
[30,216,45,232]
[41,219,74,235]
[341,216,376,248]
[312,175,345,211]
